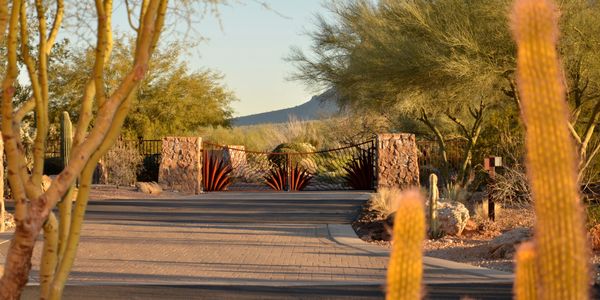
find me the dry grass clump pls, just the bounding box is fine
[368,188,402,218]
[441,183,471,204]
[489,164,531,207]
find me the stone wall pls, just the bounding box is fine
[376,133,420,190]
[158,137,202,194]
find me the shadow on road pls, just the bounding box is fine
[21,283,521,300]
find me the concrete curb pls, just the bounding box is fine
[326,224,514,284]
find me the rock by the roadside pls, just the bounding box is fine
[136,182,163,195]
[488,227,532,259]
[588,224,600,251]
[462,219,478,235]
[436,201,470,236]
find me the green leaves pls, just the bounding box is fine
[48,38,235,139]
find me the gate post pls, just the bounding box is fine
[158,137,203,194]
[376,133,420,190]
[285,153,291,192]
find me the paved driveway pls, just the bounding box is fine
[30,192,387,286]
[19,191,514,299]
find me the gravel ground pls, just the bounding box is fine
[88,184,190,200]
[354,201,600,277]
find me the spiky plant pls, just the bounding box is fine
[428,174,441,238]
[264,164,312,191]
[514,242,538,300]
[386,190,425,300]
[202,153,233,192]
[343,149,375,190]
[511,0,590,298]
[60,111,72,168]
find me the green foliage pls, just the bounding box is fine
[290,0,600,181]
[268,142,316,170]
[49,38,235,139]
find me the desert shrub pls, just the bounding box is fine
[104,140,143,187]
[368,188,401,218]
[489,163,532,207]
[441,182,471,204]
[587,205,600,228]
[268,142,317,168]
[197,115,385,152]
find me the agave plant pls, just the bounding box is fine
[203,152,233,192]
[264,164,312,191]
[343,149,375,190]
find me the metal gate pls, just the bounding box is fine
[202,140,377,192]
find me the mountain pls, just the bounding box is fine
[231,89,339,126]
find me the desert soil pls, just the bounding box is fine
[353,203,600,281]
[88,184,189,200]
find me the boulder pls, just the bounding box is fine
[436,201,470,236]
[588,224,600,251]
[462,219,479,235]
[136,182,163,195]
[487,227,532,259]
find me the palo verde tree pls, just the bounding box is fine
[289,0,600,183]
[0,0,232,298]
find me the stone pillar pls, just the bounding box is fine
[376,133,420,190]
[158,137,202,194]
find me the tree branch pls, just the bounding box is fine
[2,0,28,223]
[42,0,163,219]
[124,0,139,31]
[0,0,7,49]
[580,98,600,156]
[39,213,58,299]
[46,0,64,54]
[30,0,51,188]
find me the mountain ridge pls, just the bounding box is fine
[231,89,339,126]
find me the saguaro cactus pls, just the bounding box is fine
[428,173,439,237]
[58,111,74,264]
[511,0,590,298]
[60,111,72,168]
[514,242,538,300]
[386,190,425,300]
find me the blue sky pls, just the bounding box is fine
[58,1,328,117]
[188,1,328,117]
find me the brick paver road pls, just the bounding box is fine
[21,191,514,299]
[30,192,389,286]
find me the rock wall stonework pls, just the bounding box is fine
[376,133,420,190]
[158,137,202,194]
